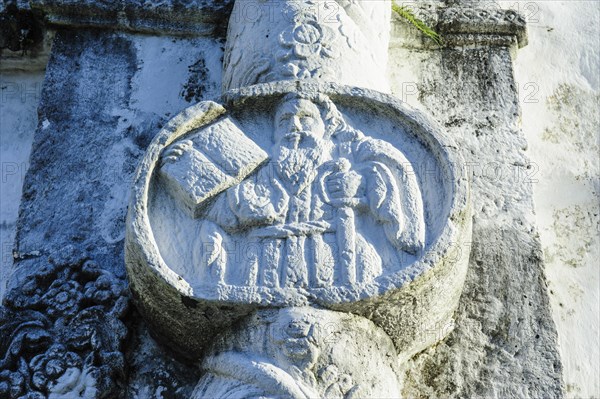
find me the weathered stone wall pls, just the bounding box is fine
[0,71,44,299]
[2,0,596,397]
[387,7,562,396]
[2,27,225,396]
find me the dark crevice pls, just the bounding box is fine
[0,4,45,53]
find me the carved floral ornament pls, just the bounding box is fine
[277,18,341,79]
[222,0,391,92]
[0,258,128,399]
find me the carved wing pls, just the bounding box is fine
[355,138,425,255]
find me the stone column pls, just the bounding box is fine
[125,0,470,396]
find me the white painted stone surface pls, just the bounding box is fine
[151,91,428,291]
[0,72,44,299]
[192,307,401,398]
[125,81,471,361]
[159,116,269,218]
[223,0,392,92]
[511,1,600,396]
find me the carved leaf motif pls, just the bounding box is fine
[0,259,129,398]
[30,345,83,392]
[0,368,27,398]
[279,29,295,47]
[43,280,83,319]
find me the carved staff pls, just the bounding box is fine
[320,158,357,285]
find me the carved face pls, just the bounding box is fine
[270,310,319,371]
[274,98,326,145]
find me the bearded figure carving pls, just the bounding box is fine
[124,0,472,393]
[156,92,425,290]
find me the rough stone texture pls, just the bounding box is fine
[388,16,564,398]
[0,2,43,50]
[4,28,225,397]
[0,71,44,298]
[388,1,527,50]
[402,225,562,398]
[1,0,234,36]
[10,29,138,282]
[9,28,223,286]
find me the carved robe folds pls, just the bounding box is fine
[124,0,473,392]
[188,129,425,289]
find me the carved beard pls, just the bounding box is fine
[274,134,330,193]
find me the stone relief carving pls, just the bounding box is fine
[158,92,425,289]
[124,0,471,393]
[0,258,128,399]
[191,307,401,399]
[276,14,341,80]
[126,81,471,361]
[222,0,392,92]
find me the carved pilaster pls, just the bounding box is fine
[390,1,526,51]
[395,1,562,398]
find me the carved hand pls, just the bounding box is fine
[161,139,193,165]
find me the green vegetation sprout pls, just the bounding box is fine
[392,2,443,46]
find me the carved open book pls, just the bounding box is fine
[159,117,269,218]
